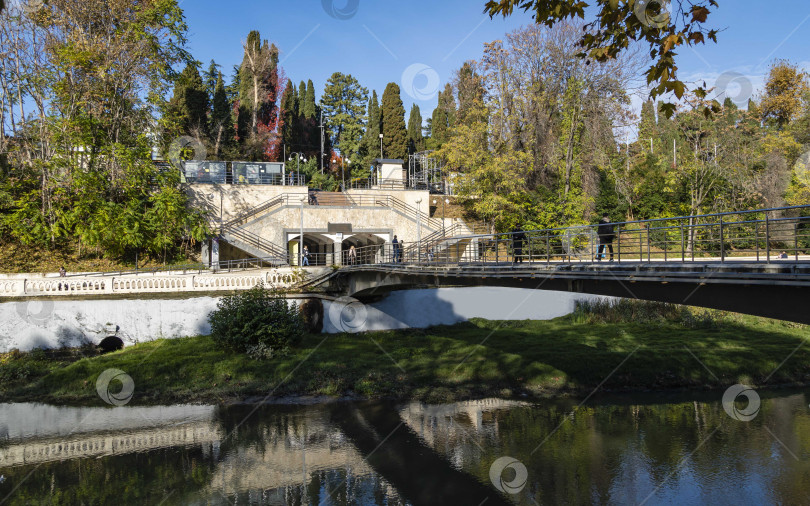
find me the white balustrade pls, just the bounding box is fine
[0,268,304,298]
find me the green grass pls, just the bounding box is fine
[2,309,810,406]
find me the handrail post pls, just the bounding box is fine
[680,221,685,262]
[647,224,651,262]
[546,232,550,266]
[719,216,725,262]
[765,212,771,263]
[617,225,621,263]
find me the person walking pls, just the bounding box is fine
[302,245,310,266]
[597,213,615,262]
[348,245,357,265]
[512,228,526,264]
[392,235,400,263]
[59,266,66,277]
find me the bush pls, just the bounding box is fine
[299,299,324,333]
[208,283,304,358]
[572,298,722,328]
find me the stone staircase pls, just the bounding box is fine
[310,191,352,207]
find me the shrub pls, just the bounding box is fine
[208,283,304,358]
[299,299,324,333]
[572,298,726,328]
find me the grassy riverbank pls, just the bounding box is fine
[2,306,810,405]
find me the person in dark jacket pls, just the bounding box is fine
[597,214,615,262]
[392,235,400,263]
[512,228,527,263]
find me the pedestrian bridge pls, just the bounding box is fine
[2,205,808,323]
[304,204,810,324]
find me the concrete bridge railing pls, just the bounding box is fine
[0,267,320,298]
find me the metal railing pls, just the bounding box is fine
[220,227,290,263]
[336,205,810,267]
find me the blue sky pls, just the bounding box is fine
[180,0,810,119]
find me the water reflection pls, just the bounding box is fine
[0,392,808,505]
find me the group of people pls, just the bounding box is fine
[391,235,404,263]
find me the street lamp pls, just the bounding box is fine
[416,198,422,262]
[379,133,384,159]
[288,153,307,186]
[332,156,350,190]
[433,197,450,237]
[299,197,306,267]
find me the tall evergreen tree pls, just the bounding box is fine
[638,101,658,154]
[168,63,209,139]
[380,83,407,160]
[210,71,235,158]
[407,104,423,153]
[303,79,317,119]
[203,60,221,104]
[321,72,369,158]
[428,84,457,148]
[280,79,298,154]
[456,62,484,124]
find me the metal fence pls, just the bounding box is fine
[342,205,810,267]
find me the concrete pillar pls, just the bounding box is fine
[201,241,210,268]
[211,237,220,270]
[333,239,342,266]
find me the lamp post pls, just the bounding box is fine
[299,197,306,267]
[416,198,422,262]
[433,197,449,237]
[332,156,351,190]
[288,153,307,186]
[379,133,384,159]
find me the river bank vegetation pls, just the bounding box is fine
[2,301,808,405]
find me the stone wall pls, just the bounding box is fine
[185,184,308,226]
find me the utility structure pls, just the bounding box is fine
[408,151,444,192]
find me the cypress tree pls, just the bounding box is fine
[203,60,220,104]
[171,63,209,137]
[280,79,298,155]
[407,104,423,153]
[303,79,317,119]
[638,100,657,153]
[211,71,235,158]
[456,62,483,124]
[380,83,407,160]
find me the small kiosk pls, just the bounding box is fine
[372,158,405,189]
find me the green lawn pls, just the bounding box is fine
[2,313,809,406]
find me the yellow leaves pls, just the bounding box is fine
[662,34,679,54]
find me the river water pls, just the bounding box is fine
[1,391,809,505]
